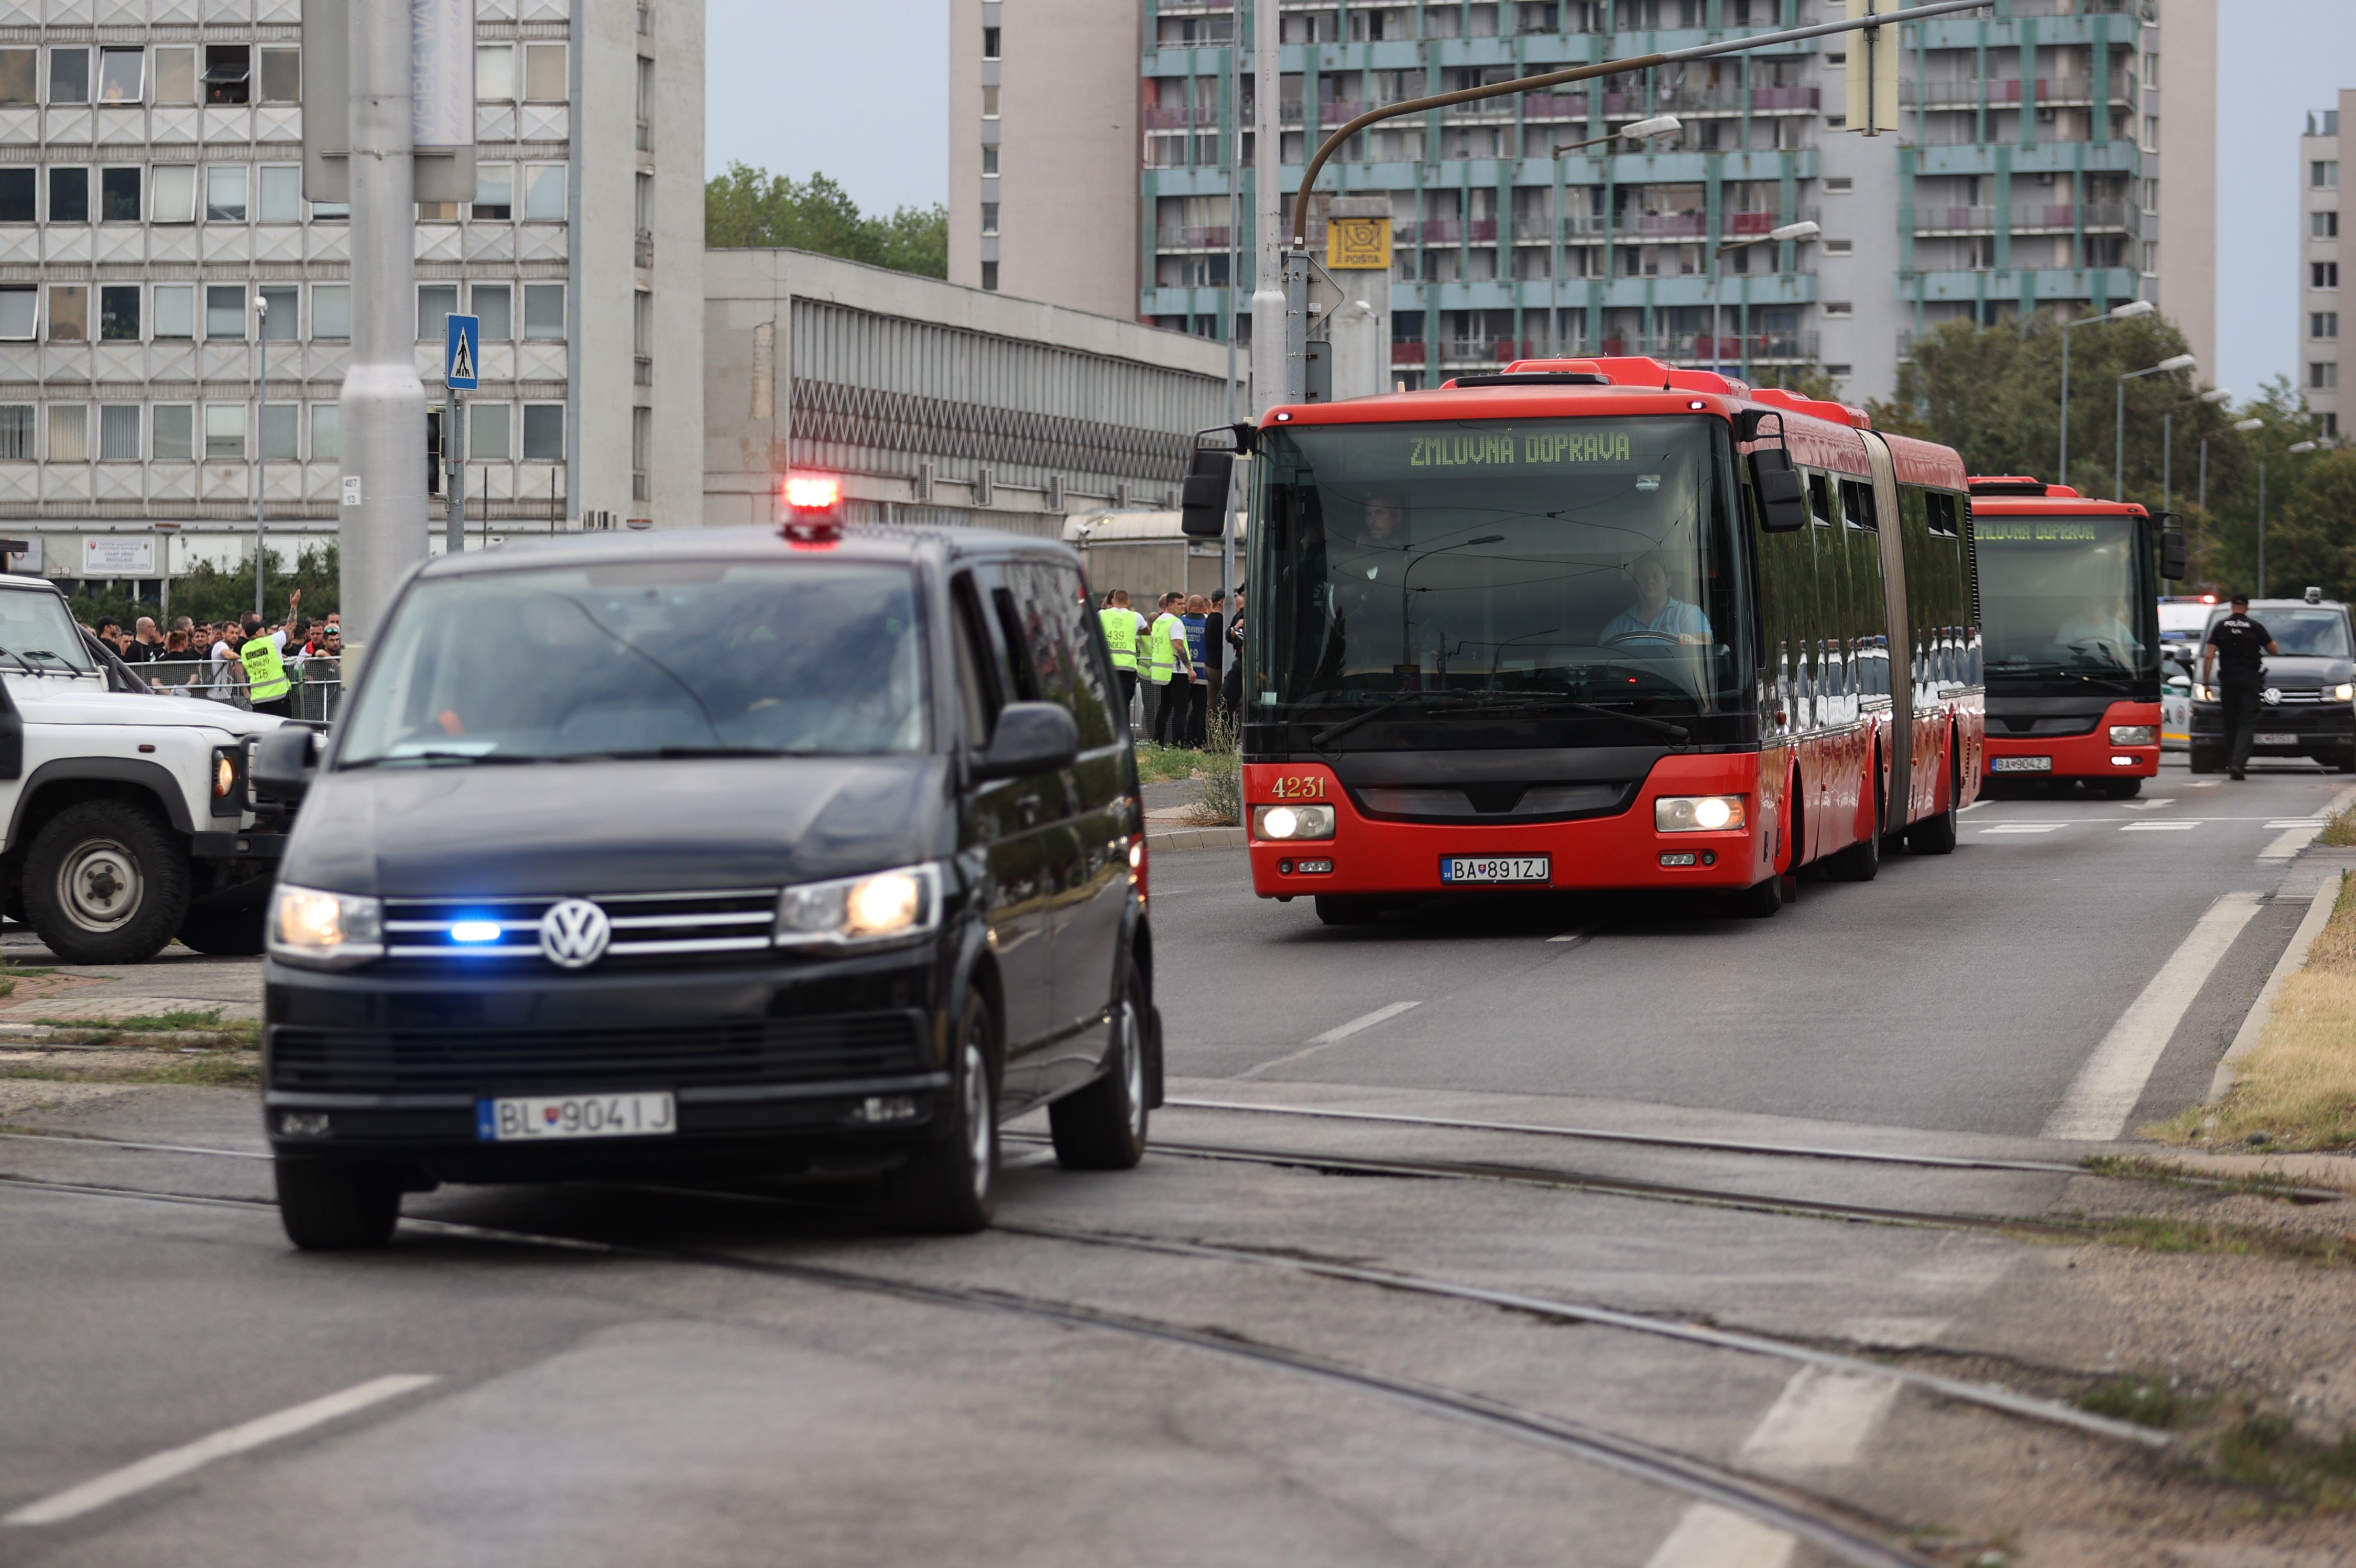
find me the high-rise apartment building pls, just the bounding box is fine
[970,0,2212,409]
[2298,97,2347,440]
[0,0,702,587]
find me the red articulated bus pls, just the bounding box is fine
[1966,476,2165,797]
[1232,356,1982,923]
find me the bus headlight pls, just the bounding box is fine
[2107,725,2157,746]
[1253,803,1336,840]
[1655,795,1747,832]
[270,886,384,969]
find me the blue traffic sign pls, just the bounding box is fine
[444,313,479,390]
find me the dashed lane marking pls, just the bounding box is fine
[1237,1000,1423,1081]
[2119,821,2201,832]
[1977,823,2064,834]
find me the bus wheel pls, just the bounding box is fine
[1823,780,1883,883]
[2091,776,2142,800]
[1724,877,1781,919]
[1314,895,1384,927]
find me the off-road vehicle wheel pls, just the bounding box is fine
[25,800,191,964]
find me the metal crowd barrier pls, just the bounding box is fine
[126,657,343,723]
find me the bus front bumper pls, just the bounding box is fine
[1983,701,2161,781]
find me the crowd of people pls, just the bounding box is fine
[83,593,340,715]
[1097,583,1244,749]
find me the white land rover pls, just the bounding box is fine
[0,573,293,962]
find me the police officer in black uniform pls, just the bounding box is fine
[2201,594,2280,780]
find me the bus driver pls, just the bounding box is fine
[1600,552,1713,647]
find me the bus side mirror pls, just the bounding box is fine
[1750,449,1807,533]
[2158,531,2188,582]
[1180,449,1234,539]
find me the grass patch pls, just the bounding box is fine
[2061,1213,2356,1266]
[2319,802,2356,849]
[33,1008,231,1032]
[1182,705,1243,827]
[1132,741,1203,786]
[2213,1415,2356,1510]
[1,1050,259,1090]
[2081,1153,2314,1201]
[2077,1370,2210,1429]
[2149,871,2356,1151]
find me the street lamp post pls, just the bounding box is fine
[2161,386,2232,515]
[2257,440,2320,599]
[252,292,270,617]
[2057,297,2153,488]
[2115,352,2196,501]
[1551,117,1678,362]
[1713,220,1817,379]
[2202,416,2266,515]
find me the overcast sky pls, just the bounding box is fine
[705,1,2347,399]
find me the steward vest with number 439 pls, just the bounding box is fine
[1098,607,1138,671]
[239,636,290,702]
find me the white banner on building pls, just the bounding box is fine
[411,0,477,150]
[81,537,155,575]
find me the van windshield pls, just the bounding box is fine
[337,561,929,766]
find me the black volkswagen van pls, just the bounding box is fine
[253,523,1159,1248]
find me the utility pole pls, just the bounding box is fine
[1248,0,1282,417]
[253,292,270,617]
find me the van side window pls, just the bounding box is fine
[951,575,1006,747]
[1839,477,1877,531]
[988,584,1041,702]
[1049,564,1123,746]
[1806,472,1835,528]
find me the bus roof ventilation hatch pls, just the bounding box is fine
[1749,387,1871,428]
[1448,371,1612,388]
[1967,476,2068,496]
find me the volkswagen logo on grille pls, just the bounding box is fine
[538,899,611,968]
[2263,687,2282,706]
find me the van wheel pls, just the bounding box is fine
[1049,957,1148,1170]
[177,903,267,956]
[275,1159,401,1251]
[1315,895,1383,926]
[883,989,999,1234]
[25,801,191,964]
[2188,743,2224,775]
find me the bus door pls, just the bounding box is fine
[1859,431,1914,833]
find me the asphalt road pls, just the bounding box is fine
[1,754,2349,1566]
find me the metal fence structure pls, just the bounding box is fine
[126,659,343,724]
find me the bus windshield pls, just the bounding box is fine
[1976,515,2156,682]
[1249,415,1747,735]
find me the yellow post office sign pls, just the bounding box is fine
[1326,216,1392,270]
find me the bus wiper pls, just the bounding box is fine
[1514,696,1690,742]
[1308,689,1468,747]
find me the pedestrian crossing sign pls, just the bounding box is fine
[445,313,480,390]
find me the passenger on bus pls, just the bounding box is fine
[1600,553,1713,647]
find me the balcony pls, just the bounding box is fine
[1616,331,1822,365]
[1910,201,2140,236]
[1903,75,2136,110]
[1143,104,1217,131]
[1500,208,1821,244]
[1155,224,1235,250]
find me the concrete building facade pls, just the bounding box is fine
[704,247,1236,536]
[2298,97,2347,440]
[0,0,702,594]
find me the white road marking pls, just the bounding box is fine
[2122,797,2178,810]
[2187,780,2222,788]
[6,1375,439,1527]
[1236,1000,1422,1081]
[2260,826,2321,859]
[1958,800,1989,813]
[1837,1316,1953,1349]
[2120,821,2200,832]
[1546,927,1595,945]
[2042,891,2264,1140]
[1642,1368,1901,1568]
[1978,823,2064,834]
[2265,819,2328,830]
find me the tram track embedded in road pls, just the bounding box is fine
[0,1169,1932,1568]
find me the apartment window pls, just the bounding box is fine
[150,165,195,223]
[636,56,653,149]
[310,200,348,222]
[522,282,565,340]
[2315,161,2340,190]
[632,289,652,355]
[97,404,139,460]
[257,165,300,224]
[981,260,999,291]
[523,164,566,221]
[204,285,246,339]
[1823,238,1852,256]
[311,284,350,340]
[0,50,32,105]
[154,47,194,104]
[417,284,457,341]
[98,48,143,104]
[462,163,510,221]
[982,26,1000,58]
[49,405,86,462]
[2315,313,2341,340]
[258,47,299,105]
[2316,262,2340,289]
[980,202,999,236]
[1823,301,1853,318]
[981,146,999,176]
[982,84,1000,118]
[632,408,650,500]
[477,44,516,102]
[50,47,90,106]
[634,172,651,234]
[1826,364,1853,378]
[260,402,298,460]
[48,285,86,341]
[1823,176,1853,193]
[309,404,340,462]
[48,167,86,223]
[152,285,192,339]
[151,404,193,460]
[0,288,30,340]
[2311,362,2338,391]
[521,404,564,461]
[523,42,566,101]
[473,283,511,339]
[2316,211,2340,239]
[99,286,138,341]
[468,400,510,460]
[2324,413,2340,439]
[203,45,249,106]
[418,200,459,222]
[101,167,140,222]
[203,404,245,459]
[0,405,29,459]
[205,166,247,222]
[259,284,296,341]
[0,169,31,224]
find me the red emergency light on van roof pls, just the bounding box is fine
[780,471,844,545]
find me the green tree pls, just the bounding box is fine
[705,162,947,278]
[64,543,341,629]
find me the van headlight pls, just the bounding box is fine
[1252,803,1336,840]
[777,863,942,947]
[1655,795,1747,832]
[2195,684,2219,702]
[269,885,383,969]
[2107,725,2157,746]
[2335,683,2355,702]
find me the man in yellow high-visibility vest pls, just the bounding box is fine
[1098,589,1140,721]
[234,587,301,718]
[1148,591,1195,747]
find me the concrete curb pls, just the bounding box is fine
[2124,1147,2356,1196]
[2258,781,2356,861]
[1146,825,1247,851]
[2206,871,2347,1102]
[0,1024,250,1047]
